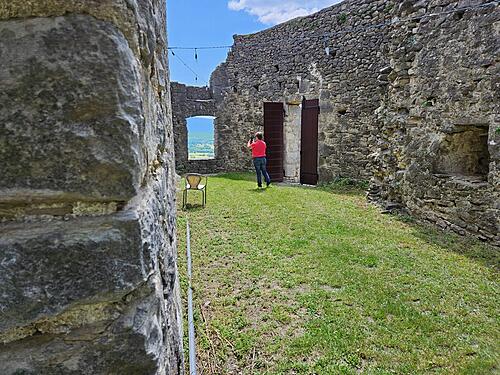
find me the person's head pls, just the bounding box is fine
[255,132,263,140]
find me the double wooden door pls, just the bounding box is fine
[263,99,319,184]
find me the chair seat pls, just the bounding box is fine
[186,184,205,190]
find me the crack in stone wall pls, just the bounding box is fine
[0,0,184,373]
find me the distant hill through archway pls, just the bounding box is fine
[187,116,215,160]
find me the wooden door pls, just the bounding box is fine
[300,98,319,185]
[263,102,284,182]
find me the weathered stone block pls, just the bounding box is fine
[0,15,143,200]
[0,165,183,374]
[0,274,172,375]
[0,213,146,336]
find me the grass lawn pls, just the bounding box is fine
[177,173,499,374]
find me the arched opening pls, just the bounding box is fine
[187,116,215,160]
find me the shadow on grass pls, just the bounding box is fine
[395,215,499,271]
[318,185,367,197]
[318,177,369,196]
[181,203,205,212]
[218,172,255,182]
[247,188,268,193]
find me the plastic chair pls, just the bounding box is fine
[182,173,207,208]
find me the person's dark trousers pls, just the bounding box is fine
[253,157,271,187]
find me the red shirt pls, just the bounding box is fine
[250,140,267,158]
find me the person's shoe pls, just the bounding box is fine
[257,184,262,188]
[266,181,271,187]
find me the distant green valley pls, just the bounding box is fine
[188,131,214,160]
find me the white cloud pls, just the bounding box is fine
[228,0,342,25]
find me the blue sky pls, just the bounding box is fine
[187,116,216,136]
[167,0,262,86]
[167,0,342,86]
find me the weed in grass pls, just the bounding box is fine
[319,177,369,194]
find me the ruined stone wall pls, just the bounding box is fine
[371,0,499,245]
[171,82,220,173]
[0,1,184,373]
[210,0,397,180]
[170,0,498,243]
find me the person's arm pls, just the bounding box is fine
[247,137,255,148]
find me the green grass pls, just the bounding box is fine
[189,152,215,160]
[319,177,369,194]
[177,173,499,374]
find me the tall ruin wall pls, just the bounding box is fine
[0,1,184,373]
[209,0,397,180]
[371,0,499,244]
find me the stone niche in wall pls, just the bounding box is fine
[433,125,490,180]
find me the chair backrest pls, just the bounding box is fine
[186,173,202,189]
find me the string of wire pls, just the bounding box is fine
[168,45,232,50]
[169,49,206,84]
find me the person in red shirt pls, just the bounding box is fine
[247,132,271,188]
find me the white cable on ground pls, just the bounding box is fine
[186,219,197,375]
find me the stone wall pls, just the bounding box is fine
[171,82,219,173]
[208,0,397,180]
[171,0,396,179]
[370,0,499,245]
[0,1,184,373]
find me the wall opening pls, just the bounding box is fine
[433,126,490,178]
[187,116,215,160]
